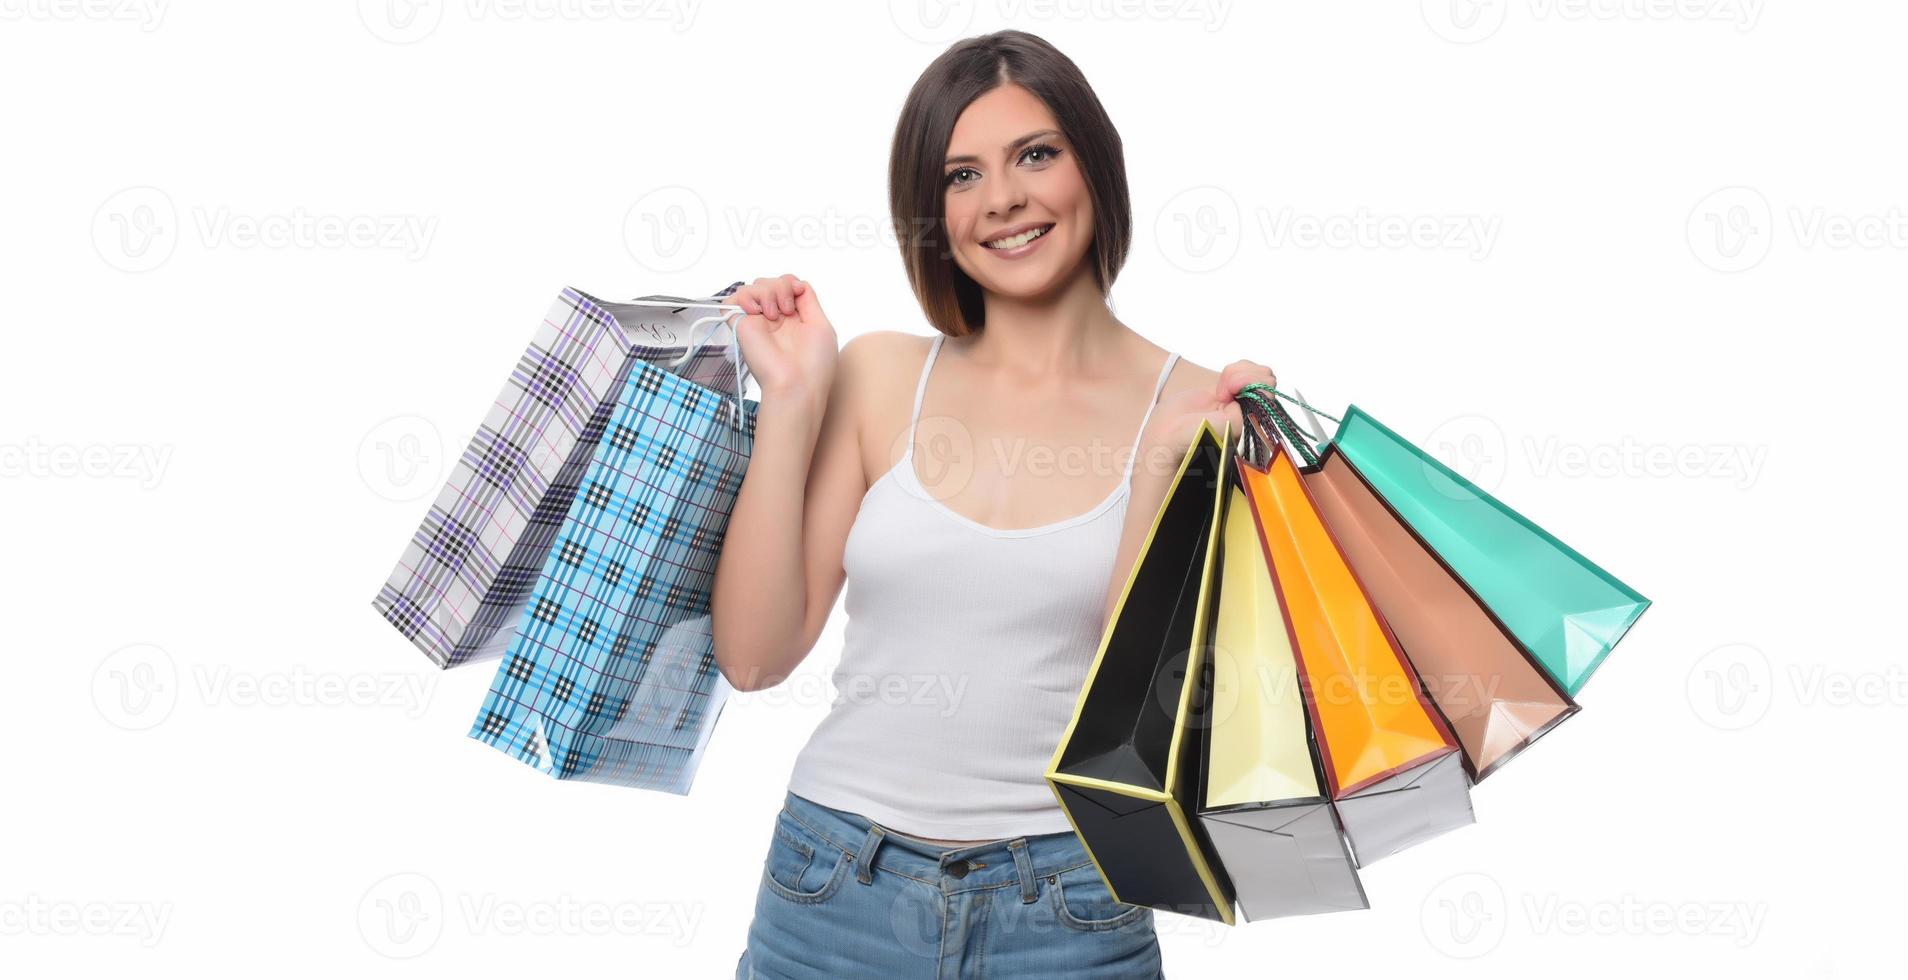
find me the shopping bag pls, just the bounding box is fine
[1047,418,1236,925]
[1325,405,1650,696]
[372,284,742,668]
[465,322,757,794]
[1197,450,1367,921]
[1300,443,1578,780]
[1240,411,1473,867]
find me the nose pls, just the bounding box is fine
[983,166,1025,222]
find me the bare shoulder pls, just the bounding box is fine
[835,330,937,476]
[836,330,933,409]
[1158,350,1223,396]
[839,329,932,377]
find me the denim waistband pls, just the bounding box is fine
[779,791,1095,900]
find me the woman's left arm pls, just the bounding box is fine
[1099,359,1277,630]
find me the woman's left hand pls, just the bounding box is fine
[1134,358,1277,479]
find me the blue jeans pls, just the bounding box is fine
[736,790,1165,979]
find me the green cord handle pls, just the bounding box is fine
[1235,383,1335,468]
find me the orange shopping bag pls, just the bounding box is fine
[1239,416,1474,866]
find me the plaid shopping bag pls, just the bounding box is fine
[468,340,758,794]
[372,283,742,668]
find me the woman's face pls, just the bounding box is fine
[940,82,1095,302]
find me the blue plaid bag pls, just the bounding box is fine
[468,314,757,793]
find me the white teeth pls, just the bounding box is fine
[984,225,1051,250]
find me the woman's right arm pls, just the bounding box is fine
[710,275,869,692]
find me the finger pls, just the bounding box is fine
[780,273,803,299]
[793,283,826,322]
[1216,359,1253,396]
[773,279,796,317]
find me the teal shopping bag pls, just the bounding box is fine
[1243,389,1650,697]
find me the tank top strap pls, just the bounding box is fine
[905,333,946,455]
[1124,350,1180,480]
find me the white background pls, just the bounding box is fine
[2,1,1900,976]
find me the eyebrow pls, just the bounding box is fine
[943,129,1062,167]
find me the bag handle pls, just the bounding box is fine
[670,310,753,430]
[1236,383,1340,467]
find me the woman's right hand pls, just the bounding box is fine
[727,274,838,406]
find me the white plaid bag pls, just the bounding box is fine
[373,283,744,668]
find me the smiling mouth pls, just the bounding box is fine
[981,224,1055,250]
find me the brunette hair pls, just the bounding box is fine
[888,30,1131,337]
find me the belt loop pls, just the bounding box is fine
[1009,839,1038,904]
[854,824,887,885]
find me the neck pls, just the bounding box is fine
[965,266,1126,374]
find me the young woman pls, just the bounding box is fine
[713,30,1275,979]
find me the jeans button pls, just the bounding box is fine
[945,859,971,879]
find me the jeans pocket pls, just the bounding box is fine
[761,810,853,905]
[1048,863,1152,932]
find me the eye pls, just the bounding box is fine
[1021,143,1063,166]
[944,166,980,187]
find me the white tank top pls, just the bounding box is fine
[785,333,1181,840]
